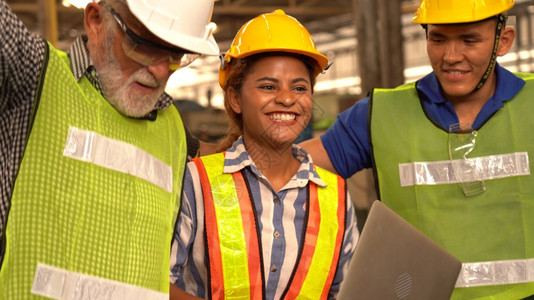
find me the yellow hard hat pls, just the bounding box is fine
[412,0,514,24]
[219,9,329,88]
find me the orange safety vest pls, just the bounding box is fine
[194,153,346,300]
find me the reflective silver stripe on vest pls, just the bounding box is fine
[456,258,534,288]
[399,152,529,187]
[63,127,173,192]
[31,263,168,300]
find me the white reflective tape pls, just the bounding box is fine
[456,258,534,288]
[63,127,173,193]
[399,152,530,187]
[31,263,168,300]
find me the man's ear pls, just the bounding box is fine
[84,3,104,44]
[227,87,242,114]
[497,26,515,56]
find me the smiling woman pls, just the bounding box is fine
[230,55,313,160]
[219,52,316,163]
[169,9,359,300]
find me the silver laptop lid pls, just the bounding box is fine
[337,200,461,300]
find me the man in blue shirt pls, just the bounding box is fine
[302,0,534,298]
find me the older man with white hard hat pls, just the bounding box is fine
[0,0,218,298]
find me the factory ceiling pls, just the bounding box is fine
[6,0,419,51]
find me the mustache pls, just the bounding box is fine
[128,68,163,88]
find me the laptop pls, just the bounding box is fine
[337,201,461,300]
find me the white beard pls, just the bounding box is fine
[90,35,166,118]
[98,60,166,118]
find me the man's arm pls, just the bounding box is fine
[0,0,46,110]
[300,136,338,174]
[0,0,47,242]
[304,98,372,179]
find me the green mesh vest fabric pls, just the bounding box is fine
[370,73,534,299]
[0,43,186,299]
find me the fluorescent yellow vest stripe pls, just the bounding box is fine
[200,153,251,299]
[297,167,341,299]
[370,73,534,299]
[0,43,186,299]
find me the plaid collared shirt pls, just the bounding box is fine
[170,137,359,300]
[0,0,197,240]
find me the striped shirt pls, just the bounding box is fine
[170,137,359,300]
[0,0,197,243]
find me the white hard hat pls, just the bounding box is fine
[126,0,219,56]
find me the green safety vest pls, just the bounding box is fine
[0,43,187,299]
[370,73,534,299]
[194,153,346,299]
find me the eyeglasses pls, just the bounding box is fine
[107,7,200,71]
[448,123,486,196]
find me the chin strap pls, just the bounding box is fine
[471,14,508,93]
